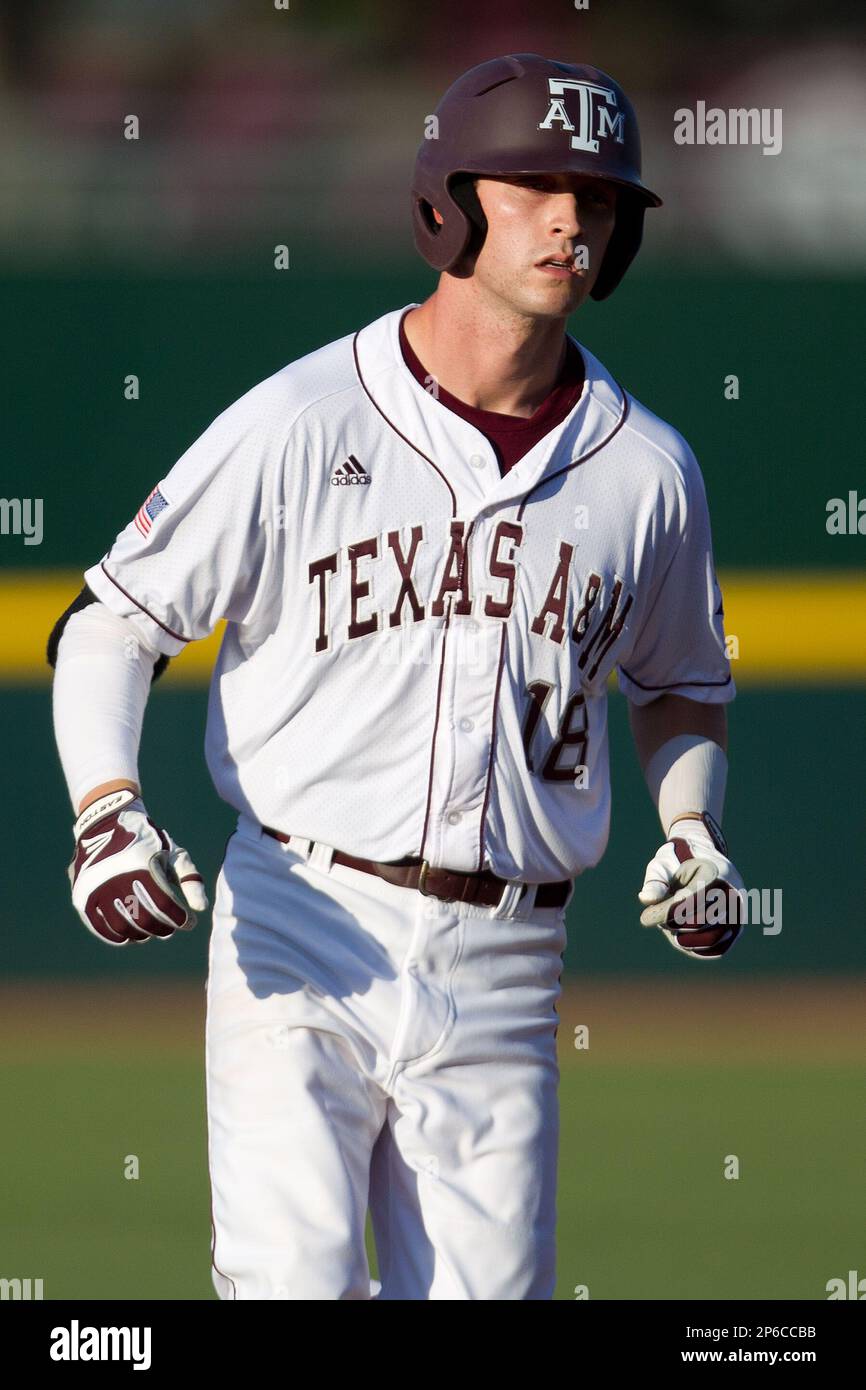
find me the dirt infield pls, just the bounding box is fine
[556,977,865,1063]
[0,976,862,1063]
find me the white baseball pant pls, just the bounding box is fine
[205,814,571,1300]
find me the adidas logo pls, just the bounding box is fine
[331,455,371,486]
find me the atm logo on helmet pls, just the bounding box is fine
[538,79,625,153]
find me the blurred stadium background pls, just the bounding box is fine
[0,0,863,1299]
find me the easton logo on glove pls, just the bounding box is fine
[68,788,208,946]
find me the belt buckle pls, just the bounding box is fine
[418,859,433,897]
[417,859,456,903]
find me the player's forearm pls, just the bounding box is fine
[628,693,727,769]
[52,605,156,814]
[629,694,729,837]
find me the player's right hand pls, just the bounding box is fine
[68,787,208,945]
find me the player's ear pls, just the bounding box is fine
[432,206,444,226]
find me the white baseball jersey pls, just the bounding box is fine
[84,302,734,882]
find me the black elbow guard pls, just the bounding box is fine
[46,585,170,684]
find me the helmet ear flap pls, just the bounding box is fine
[590,190,646,300]
[444,174,488,273]
[416,197,440,237]
[411,177,475,272]
[449,175,487,238]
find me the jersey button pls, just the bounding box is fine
[469,454,486,469]
[458,717,474,732]
[446,811,462,826]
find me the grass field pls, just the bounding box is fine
[0,979,862,1300]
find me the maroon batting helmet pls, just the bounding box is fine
[411,53,662,299]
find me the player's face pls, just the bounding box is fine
[469,173,617,318]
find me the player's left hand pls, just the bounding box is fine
[637,813,745,961]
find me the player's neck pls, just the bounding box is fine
[403,286,568,418]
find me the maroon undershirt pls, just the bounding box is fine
[398,311,585,477]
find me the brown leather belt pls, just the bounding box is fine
[261,827,571,910]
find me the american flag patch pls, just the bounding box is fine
[134,486,169,538]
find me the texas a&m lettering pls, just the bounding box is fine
[308,518,633,679]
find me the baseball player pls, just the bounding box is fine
[49,54,745,1300]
